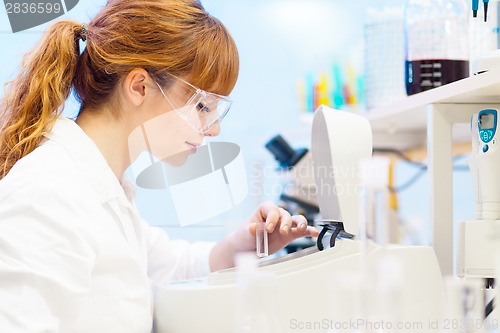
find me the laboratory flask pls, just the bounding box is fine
[404,0,469,95]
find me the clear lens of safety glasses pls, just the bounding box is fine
[155,74,232,134]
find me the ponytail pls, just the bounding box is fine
[0,20,82,179]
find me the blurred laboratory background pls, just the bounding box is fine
[0,0,490,246]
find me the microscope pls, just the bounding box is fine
[264,134,319,225]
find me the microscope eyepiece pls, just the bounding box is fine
[265,134,308,169]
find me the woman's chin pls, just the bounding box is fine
[163,149,191,166]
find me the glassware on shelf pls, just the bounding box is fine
[404,0,470,95]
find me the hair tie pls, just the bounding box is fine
[79,23,88,42]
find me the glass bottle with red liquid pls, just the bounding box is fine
[404,0,469,95]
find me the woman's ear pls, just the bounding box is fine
[122,68,150,106]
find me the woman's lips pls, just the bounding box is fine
[185,141,200,153]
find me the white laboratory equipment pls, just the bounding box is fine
[153,106,444,333]
[458,109,500,279]
[457,109,500,330]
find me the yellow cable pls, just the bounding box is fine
[388,159,399,211]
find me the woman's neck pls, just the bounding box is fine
[75,108,130,179]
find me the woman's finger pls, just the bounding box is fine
[291,215,308,233]
[278,208,293,235]
[304,225,320,237]
[259,202,280,233]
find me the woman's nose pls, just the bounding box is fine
[203,121,221,137]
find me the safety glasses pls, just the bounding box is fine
[154,73,233,134]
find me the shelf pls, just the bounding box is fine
[365,68,500,150]
[361,68,500,276]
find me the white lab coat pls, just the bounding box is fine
[0,117,214,332]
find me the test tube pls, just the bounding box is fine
[256,221,268,258]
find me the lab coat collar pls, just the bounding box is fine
[44,117,130,204]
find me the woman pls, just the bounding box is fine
[0,0,318,332]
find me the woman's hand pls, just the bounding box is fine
[209,201,319,271]
[244,201,319,254]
